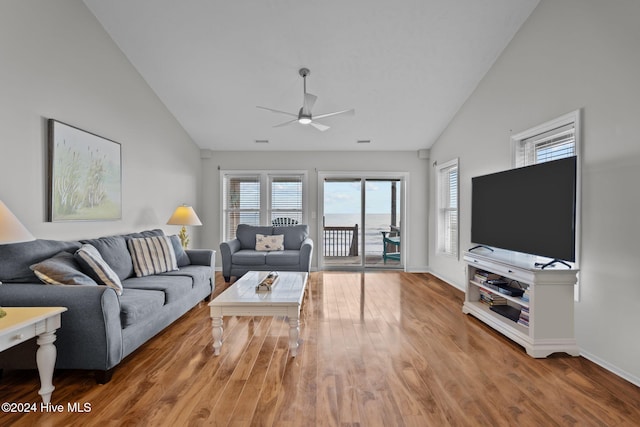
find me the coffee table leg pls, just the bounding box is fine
[211,316,223,356]
[36,330,57,404]
[289,315,300,357]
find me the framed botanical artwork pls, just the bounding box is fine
[48,119,122,221]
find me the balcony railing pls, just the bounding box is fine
[323,225,358,257]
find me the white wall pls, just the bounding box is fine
[201,150,430,271]
[0,0,202,243]
[429,0,640,385]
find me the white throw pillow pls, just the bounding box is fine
[255,234,284,251]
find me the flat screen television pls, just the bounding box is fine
[471,156,577,262]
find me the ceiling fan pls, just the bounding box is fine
[257,68,354,131]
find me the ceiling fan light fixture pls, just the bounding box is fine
[257,67,354,132]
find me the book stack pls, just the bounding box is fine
[474,269,501,284]
[518,306,530,328]
[479,288,507,306]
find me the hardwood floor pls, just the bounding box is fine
[1,272,639,426]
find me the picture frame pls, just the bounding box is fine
[48,119,122,221]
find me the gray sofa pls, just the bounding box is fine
[219,224,313,282]
[0,229,214,383]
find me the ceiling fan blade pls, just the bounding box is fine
[256,106,297,117]
[274,118,298,128]
[313,108,355,120]
[309,121,330,131]
[302,93,317,114]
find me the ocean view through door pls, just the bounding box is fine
[320,174,405,270]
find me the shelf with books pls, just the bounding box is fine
[469,279,530,309]
[465,300,530,336]
[463,250,579,358]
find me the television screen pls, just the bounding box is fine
[471,156,577,262]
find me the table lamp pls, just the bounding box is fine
[0,200,36,317]
[166,204,202,249]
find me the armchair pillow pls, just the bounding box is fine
[255,234,285,251]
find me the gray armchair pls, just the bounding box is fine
[220,224,313,282]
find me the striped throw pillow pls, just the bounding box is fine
[128,236,178,277]
[75,244,123,295]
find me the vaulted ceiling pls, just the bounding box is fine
[83,0,539,151]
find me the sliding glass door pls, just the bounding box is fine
[365,179,401,267]
[319,173,405,270]
[322,178,363,267]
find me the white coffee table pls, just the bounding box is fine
[0,306,67,403]
[208,271,308,357]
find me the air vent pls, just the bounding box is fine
[254,139,269,144]
[357,140,371,144]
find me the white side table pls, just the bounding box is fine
[0,307,67,403]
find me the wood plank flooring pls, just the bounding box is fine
[1,272,639,426]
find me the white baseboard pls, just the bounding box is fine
[579,349,640,388]
[405,266,430,273]
[426,269,465,292]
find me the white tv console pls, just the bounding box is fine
[463,249,579,358]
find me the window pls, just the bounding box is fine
[436,159,459,257]
[513,111,579,167]
[223,175,261,240]
[270,176,303,225]
[221,171,306,240]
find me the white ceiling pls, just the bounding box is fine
[83,0,539,152]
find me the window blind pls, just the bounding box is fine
[224,175,261,239]
[516,123,576,166]
[439,162,458,256]
[270,176,303,224]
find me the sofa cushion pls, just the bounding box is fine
[80,236,133,281]
[232,250,267,266]
[161,265,212,288]
[169,235,191,267]
[75,244,124,295]
[265,250,302,266]
[127,236,178,277]
[0,239,81,283]
[236,224,273,249]
[30,251,98,286]
[122,274,192,304]
[255,234,284,251]
[118,288,165,328]
[273,224,309,250]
